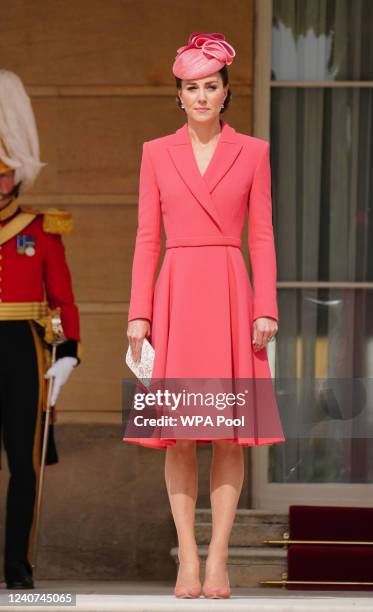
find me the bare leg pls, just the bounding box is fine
[204,441,244,594]
[164,440,201,595]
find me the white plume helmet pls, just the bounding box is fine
[0,69,46,192]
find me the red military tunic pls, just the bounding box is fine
[0,202,80,352]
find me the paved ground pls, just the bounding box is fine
[0,581,373,611]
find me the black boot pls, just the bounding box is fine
[5,561,34,589]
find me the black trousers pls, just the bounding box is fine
[0,321,40,577]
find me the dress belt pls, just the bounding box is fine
[165,236,242,249]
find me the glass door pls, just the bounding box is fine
[252,0,373,510]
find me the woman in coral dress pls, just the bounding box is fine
[125,32,285,599]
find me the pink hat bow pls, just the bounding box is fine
[172,31,236,80]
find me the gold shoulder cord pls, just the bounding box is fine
[42,209,74,235]
[20,206,74,235]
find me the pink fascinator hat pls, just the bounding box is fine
[172,31,236,80]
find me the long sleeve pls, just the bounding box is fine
[43,230,82,362]
[248,141,279,322]
[43,231,80,340]
[128,141,162,323]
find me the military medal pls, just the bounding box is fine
[16,234,36,256]
[25,244,35,256]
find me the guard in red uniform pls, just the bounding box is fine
[0,69,81,589]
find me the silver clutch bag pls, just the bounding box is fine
[125,337,155,388]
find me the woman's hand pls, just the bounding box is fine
[252,317,278,352]
[127,319,151,363]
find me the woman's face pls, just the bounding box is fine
[0,170,15,209]
[178,72,228,123]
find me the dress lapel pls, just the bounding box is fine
[166,119,243,232]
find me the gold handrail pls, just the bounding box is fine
[261,578,373,586]
[264,539,373,546]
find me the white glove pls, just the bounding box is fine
[45,356,78,406]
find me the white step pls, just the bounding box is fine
[170,545,287,588]
[6,581,372,611]
[195,508,288,547]
[195,508,288,524]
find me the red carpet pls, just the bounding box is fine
[286,505,373,590]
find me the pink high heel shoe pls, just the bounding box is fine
[174,585,202,598]
[202,560,231,598]
[174,561,202,598]
[202,585,231,599]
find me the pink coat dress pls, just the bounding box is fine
[124,118,285,449]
